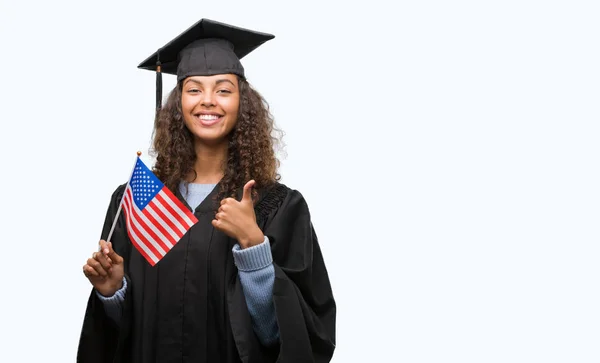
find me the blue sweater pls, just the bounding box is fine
[96,182,280,346]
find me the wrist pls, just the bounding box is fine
[238,226,264,249]
[97,278,124,297]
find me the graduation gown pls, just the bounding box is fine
[77,182,336,363]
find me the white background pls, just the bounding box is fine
[1,0,599,362]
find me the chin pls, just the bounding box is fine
[193,132,230,146]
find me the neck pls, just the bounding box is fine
[187,140,228,184]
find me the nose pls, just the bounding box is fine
[200,91,215,107]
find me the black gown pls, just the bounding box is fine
[77,181,336,363]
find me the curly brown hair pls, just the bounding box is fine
[149,76,283,202]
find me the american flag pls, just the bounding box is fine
[121,157,198,266]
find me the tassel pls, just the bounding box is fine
[156,50,162,112]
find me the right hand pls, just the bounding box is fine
[83,240,125,297]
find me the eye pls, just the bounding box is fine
[217,89,232,94]
[187,89,201,94]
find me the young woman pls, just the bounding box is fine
[77,19,336,363]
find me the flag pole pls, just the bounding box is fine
[101,151,142,250]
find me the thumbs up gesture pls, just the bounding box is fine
[212,180,265,249]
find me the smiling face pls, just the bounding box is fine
[181,74,240,146]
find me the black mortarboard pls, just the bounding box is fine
[138,18,275,111]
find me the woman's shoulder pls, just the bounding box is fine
[255,182,310,221]
[110,182,128,200]
[102,182,129,210]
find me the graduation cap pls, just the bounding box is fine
[138,18,275,111]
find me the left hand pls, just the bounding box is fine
[212,180,264,249]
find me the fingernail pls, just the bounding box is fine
[104,249,109,254]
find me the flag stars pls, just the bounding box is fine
[131,160,166,209]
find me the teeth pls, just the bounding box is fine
[198,114,219,120]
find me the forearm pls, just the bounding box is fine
[232,236,280,346]
[95,277,127,323]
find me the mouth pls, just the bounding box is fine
[194,113,224,127]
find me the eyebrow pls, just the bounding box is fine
[184,78,236,87]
